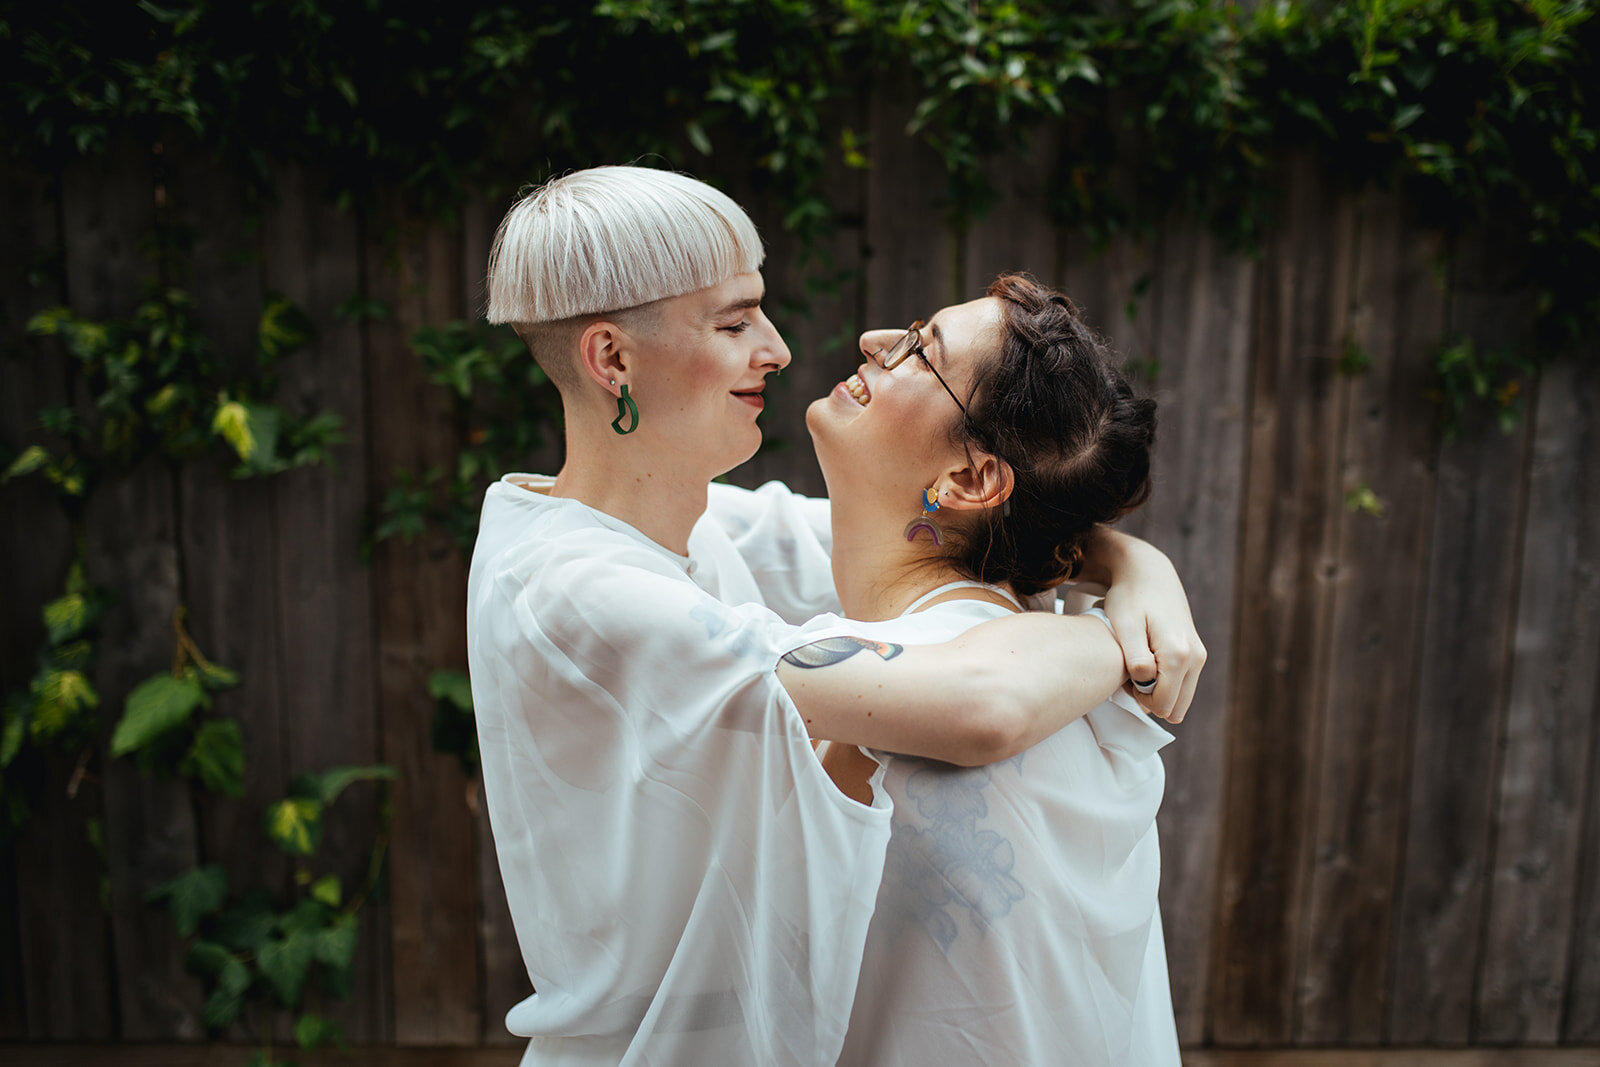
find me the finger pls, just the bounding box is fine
[1165,663,1201,724]
[1120,634,1159,695]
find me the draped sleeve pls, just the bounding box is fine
[467,486,890,1066]
[703,481,841,623]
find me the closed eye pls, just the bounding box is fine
[719,320,752,334]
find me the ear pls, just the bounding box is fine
[938,452,1014,512]
[576,318,635,392]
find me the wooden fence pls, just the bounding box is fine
[2,117,1597,1055]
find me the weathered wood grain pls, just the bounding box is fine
[0,165,100,1041]
[1568,634,1600,1043]
[1386,225,1537,1044]
[728,111,866,499]
[963,125,1061,294]
[1140,220,1256,1044]
[363,208,482,1044]
[1211,158,1355,1045]
[166,160,291,1046]
[63,139,205,1041]
[1475,350,1600,1043]
[262,166,390,1043]
[862,81,960,330]
[1294,191,1446,1043]
[457,190,532,1045]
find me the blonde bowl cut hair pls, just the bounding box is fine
[485,165,765,326]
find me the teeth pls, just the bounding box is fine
[845,374,870,406]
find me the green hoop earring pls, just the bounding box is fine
[611,383,639,435]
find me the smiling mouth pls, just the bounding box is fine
[844,373,871,406]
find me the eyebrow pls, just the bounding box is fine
[928,321,946,365]
[711,295,763,318]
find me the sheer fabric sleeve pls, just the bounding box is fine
[704,481,841,623]
[468,527,889,1066]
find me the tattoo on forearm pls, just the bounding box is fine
[782,636,904,669]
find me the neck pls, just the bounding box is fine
[827,494,985,621]
[551,407,712,556]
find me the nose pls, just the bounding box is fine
[859,328,900,365]
[767,324,792,371]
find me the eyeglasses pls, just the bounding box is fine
[871,320,968,414]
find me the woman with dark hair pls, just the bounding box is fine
[805,274,1180,1065]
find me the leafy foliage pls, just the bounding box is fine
[373,320,561,552]
[428,669,479,775]
[0,559,104,832]
[4,1,1593,360]
[149,763,390,1058]
[18,289,341,493]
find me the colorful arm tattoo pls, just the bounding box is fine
[781,636,904,669]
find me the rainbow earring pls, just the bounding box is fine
[905,488,943,544]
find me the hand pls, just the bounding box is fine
[1095,532,1206,723]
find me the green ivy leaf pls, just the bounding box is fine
[201,953,252,1029]
[314,913,358,970]
[184,938,236,978]
[111,673,205,757]
[315,913,359,999]
[426,669,473,711]
[309,875,341,908]
[147,864,228,937]
[1,697,29,768]
[257,294,314,364]
[3,445,51,483]
[31,668,99,738]
[42,591,89,644]
[289,764,397,806]
[258,925,318,1006]
[195,659,241,691]
[295,1011,343,1051]
[265,796,322,855]
[211,399,255,461]
[213,890,277,953]
[182,719,245,796]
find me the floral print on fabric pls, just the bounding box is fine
[881,762,1026,953]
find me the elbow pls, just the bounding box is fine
[951,689,1030,767]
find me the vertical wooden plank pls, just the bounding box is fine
[1211,158,1354,1045]
[962,126,1060,295]
[262,166,390,1044]
[473,783,529,1048]
[1386,227,1536,1044]
[365,207,482,1045]
[1474,350,1600,1043]
[458,191,531,1045]
[1294,192,1446,1043]
[862,84,959,334]
[63,139,204,1040]
[1,165,117,1041]
[1139,220,1255,1043]
[732,111,868,499]
[1566,645,1600,1043]
[166,160,292,1045]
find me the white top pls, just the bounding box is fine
[466,475,891,1066]
[833,594,1181,1067]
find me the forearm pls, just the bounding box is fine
[778,613,1126,766]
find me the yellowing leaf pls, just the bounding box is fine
[309,875,341,908]
[265,796,322,855]
[212,400,255,461]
